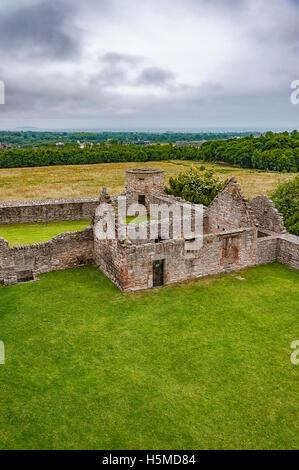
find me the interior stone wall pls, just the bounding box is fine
[256,235,278,265]
[277,234,299,270]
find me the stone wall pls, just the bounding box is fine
[0,197,99,225]
[125,168,164,194]
[93,238,126,290]
[256,235,278,265]
[125,168,164,210]
[277,234,299,270]
[1,167,298,291]
[0,227,93,286]
[207,177,257,232]
[255,232,299,269]
[105,227,258,292]
[250,195,286,233]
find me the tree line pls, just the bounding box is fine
[0,130,253,146]
[200,131,299,172]
[0,143,199,168]
[0,131,298,172]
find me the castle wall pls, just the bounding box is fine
[207,178,256,232]
[256,235,278,265]
[277,234,299,270]
[119,227,257,292]
[0,228,93,286]
[250,195,286,233]
[255,232,299,270]
[93,238,126,290]
[0,197,99,225]
[1,168,298,291]
[125,169,164,195]
[125,168,164,210]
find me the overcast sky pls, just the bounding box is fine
[0,0,298,131]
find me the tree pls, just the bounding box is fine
[165,168,227,206]
[271,176,299,235]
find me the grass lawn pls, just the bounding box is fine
[0,220,90,246]
[0,160,295,201]
[126,215,151,224]
[0,262,298,450]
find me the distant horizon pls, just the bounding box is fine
[0,126,297,134]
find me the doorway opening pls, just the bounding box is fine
[16,270,34,283]
[138,195,146,206]
[153,259,164,287]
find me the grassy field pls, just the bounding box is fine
[0,161,295,201]
[0,220,90,246]
[0,263,298,450]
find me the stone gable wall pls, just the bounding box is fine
[250,195,286,233]
[207,178,257,232]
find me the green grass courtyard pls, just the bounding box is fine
[0,220,90,246]
[0,262,298,449]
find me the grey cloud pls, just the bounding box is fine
[0,0,298,130]
[0,71,297,130]
[94,54,177,90]
[88,52,142,87]
[94,52,145,87]
[0,0,79,59]
[103,52,144,65]
[1,73,120,118]
[136,67,175,87]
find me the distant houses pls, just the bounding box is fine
[0,142,15,150]
[174,140,207,147]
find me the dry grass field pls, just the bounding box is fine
[0,160,295,201]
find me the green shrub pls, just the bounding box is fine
[166,168,227,206]
[271,176,299,235]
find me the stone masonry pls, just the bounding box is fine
[91,168,298,292]
[0,168,298,289]
[0,197,99,225]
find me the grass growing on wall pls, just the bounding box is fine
[0,220,90,246]
[0,263,298,450]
